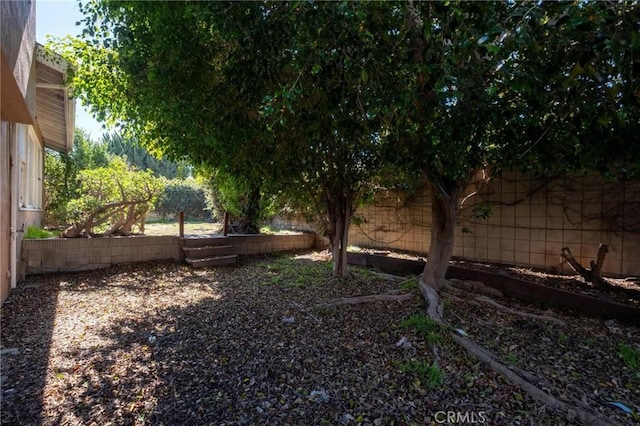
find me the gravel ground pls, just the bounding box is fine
[1,251,639,425]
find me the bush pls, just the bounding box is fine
[154,179,209,220]
[61,157,164,237]
[24,225,57,239]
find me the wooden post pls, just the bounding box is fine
[223,211,229,236]
[561,244,609,289]
[179,211,185,238]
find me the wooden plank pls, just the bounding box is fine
[182,236,230,248]
[347,252,640,324]
[186,255,237,267]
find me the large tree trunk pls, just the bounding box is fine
[232,185,261,234]
[327,195,352,278]
[421,182,460,291]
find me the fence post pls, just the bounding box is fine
[223,211,229,236]
[179,211,185,238]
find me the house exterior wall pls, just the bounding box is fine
[15,123,44,279]
[17,209,42,277]
[1,0,37,304]
[348,172,640,277]
[0,123,12,303]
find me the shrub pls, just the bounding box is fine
[24,225,57,239]
[154,179,209,220]
[61,157,164,237]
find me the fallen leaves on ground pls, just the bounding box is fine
[1,251,639,425]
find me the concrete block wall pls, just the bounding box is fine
[348,172,640,277]
[229,233,316,255]
[22,236,181,274]
[21,233,317,275]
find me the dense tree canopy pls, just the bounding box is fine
[50,2,640,421]
[60,1,410,272]
[392,1,640,290]
[56,0,639,278]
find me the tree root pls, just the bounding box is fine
[445,280,565,325]
[448,278,503,298]
[319,292,414,308]
[368,271,407,282]
[418,277,621,426]
[292,302,322,324]
[474,295,566,326]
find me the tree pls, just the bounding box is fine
[62,157,164,237]
[58,1,293,234]
[380,4,640,420]
[260,2,409,276]
[44,128,109,227]
[392,1,640,295]
[103,131,192,179]
[154,179,209,221]
[59,1,408,273]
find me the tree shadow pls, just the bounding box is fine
[52,257,342,424]
[4,255,573,424]
[1,276,59,425]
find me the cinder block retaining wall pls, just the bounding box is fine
[22,233,316,275]
[22,236,182,274]
[227,234,316,255]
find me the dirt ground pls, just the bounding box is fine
[1,251,639,425]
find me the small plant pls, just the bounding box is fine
[619,343,640,370]
[471,203,493,220]
[505,353,519,365]
[558,332,569,345]
[262,255,331,288]
[401,278,418,290]
[394,360,444,389]
[400,312,443,343]
[259,225,278,234]
[24,225,56,239]
[351,266,376,279]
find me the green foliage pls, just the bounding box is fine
[24,225,57,239]
[505,353,519,366]
[259,2,411,275]
[44,150,70,226]
[62,157,165,237]
[44,128,110,227]
[394,2,640,187]
[471,203,493,220]
[154,179,208,220]
[210,170,271,233]
[260,255,332,288]
[103,132,191,179]
[394,361,445,389]
[401,312,444,344]
[53,1,640,275]
[619,344,640,371]
[401,279,419,291]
